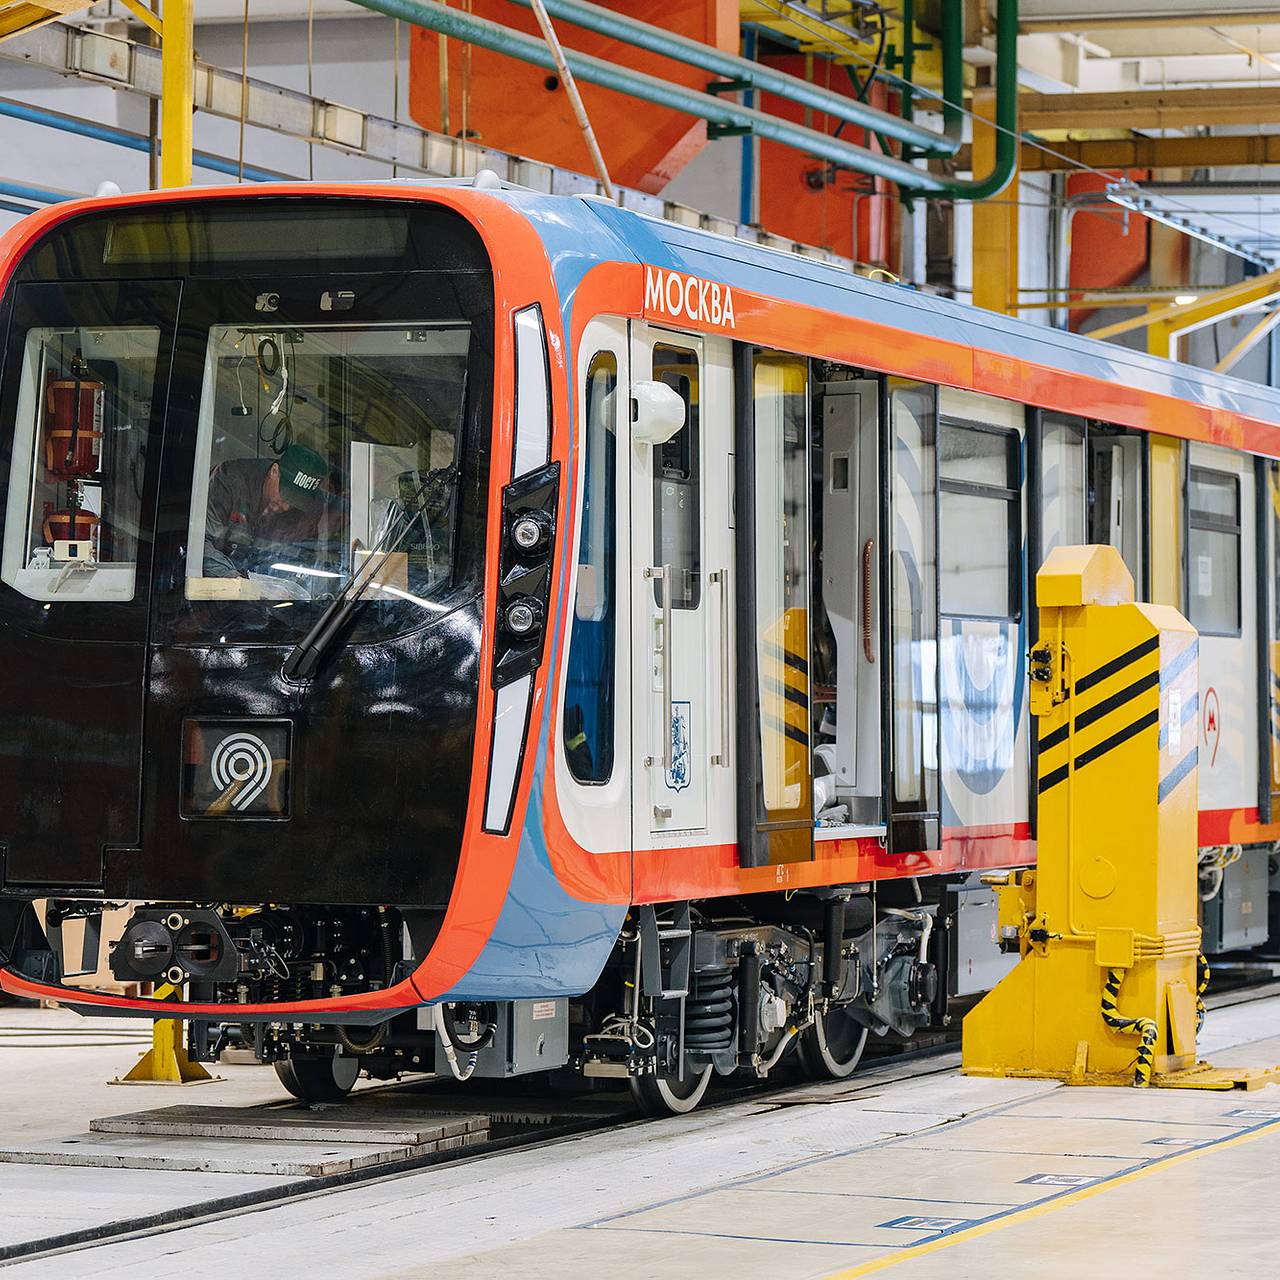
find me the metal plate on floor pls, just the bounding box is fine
[89,1103,488,1146]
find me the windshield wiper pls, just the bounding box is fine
[281,464,458,683]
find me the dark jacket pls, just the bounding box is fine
[203,458,326,577]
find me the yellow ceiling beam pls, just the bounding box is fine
[1089,269,1280,346]
[1215,309,1280,374]
[0,0,91,42]
[1021,12,1280,31]
[955,133,1280,172]
[741,1,944,90]
[1021,86,1280,132]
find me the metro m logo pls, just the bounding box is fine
[643,267,736,332]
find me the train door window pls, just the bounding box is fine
[751,353,812,857]
[887,381,940,850]
[1264,462,1280,806]
[1,320,162,603]
[939,422,1020,620]
[1088,431,1145,593]
[1040,413,1086,557]
[563,352,618,784]
[1187,466,1241,637]
[813,371,881,828]
[652,343,700,610]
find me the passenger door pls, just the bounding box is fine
[630,324,728,838]
[0,280,179,888]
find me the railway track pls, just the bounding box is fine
[3,973,1274,1268]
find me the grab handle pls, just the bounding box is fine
[862,537,876,664]
[710,568,731,766]
[643,564,673,771]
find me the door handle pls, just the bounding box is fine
[710,568,730,766]
[643,564,673,772]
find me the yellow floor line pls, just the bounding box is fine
[823,1116,1280,1279]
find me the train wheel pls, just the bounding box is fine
[630,1062,713,1117]
[275,1051,360,1103]
[796,1007,868,1080]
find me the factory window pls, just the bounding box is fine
[652,343,701,611]
[938,421,1021,620]
[1187,466,1240,637]
[563,352,618,785]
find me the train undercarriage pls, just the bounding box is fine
[8,880,949,1116]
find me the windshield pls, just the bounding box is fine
[183,322,469,637]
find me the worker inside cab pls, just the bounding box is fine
[202,443,333,591]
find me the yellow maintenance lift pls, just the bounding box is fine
[963,544,1276,1090]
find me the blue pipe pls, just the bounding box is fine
[0,179,73,205]
[740,26,756,227]
[0,99,288,184]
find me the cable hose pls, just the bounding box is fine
[1196,954,1210,1036]
[433,1003,481,1082]
[1100,967,1159,1088]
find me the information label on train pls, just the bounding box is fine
[644,266,737,331]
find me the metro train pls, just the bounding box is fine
[1,176,1278,1114]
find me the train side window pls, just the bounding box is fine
[1088,432,1145,593]
[1040,413,1086,556]
[750,353,811,843]
[563,352,618,785]
[1187,466,1241,636]
[1,322,161,603]
[888,383,939,827]
[939,421,1021,620]
[652,343,700,610]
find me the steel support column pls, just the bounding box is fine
[160,0,193,188]
[971,91,1018,314]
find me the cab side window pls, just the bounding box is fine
[563,352,618,784]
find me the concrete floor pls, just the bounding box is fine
[3,996,1280,1279]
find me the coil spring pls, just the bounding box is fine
[685,969,735,1051]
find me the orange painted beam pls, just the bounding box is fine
[407,0,738,193]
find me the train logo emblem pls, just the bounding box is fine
[1203,686,1221,766]
[667,701,692,792]
[210,731,275,810]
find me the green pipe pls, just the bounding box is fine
[348,0,950,193]
[935,0,1018,200]
[940,0,966,146]
[506,0,958,157]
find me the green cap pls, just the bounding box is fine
[277,444,328,511]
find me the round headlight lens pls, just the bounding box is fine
[505,599,539,635]
[511,514,546,552]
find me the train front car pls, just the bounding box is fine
[0,188,584,1100]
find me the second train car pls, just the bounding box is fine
[0,177,1277,1113]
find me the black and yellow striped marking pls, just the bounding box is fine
[1100,966,1158,1087]
[1037,637,1162,796]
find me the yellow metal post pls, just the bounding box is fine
[159,0,194,189]
[1147,302,1176,360]
[111,983,215,1085]
[1148,435,1183,610]
[963,545,1278,1089]
[971,89,1018,316]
